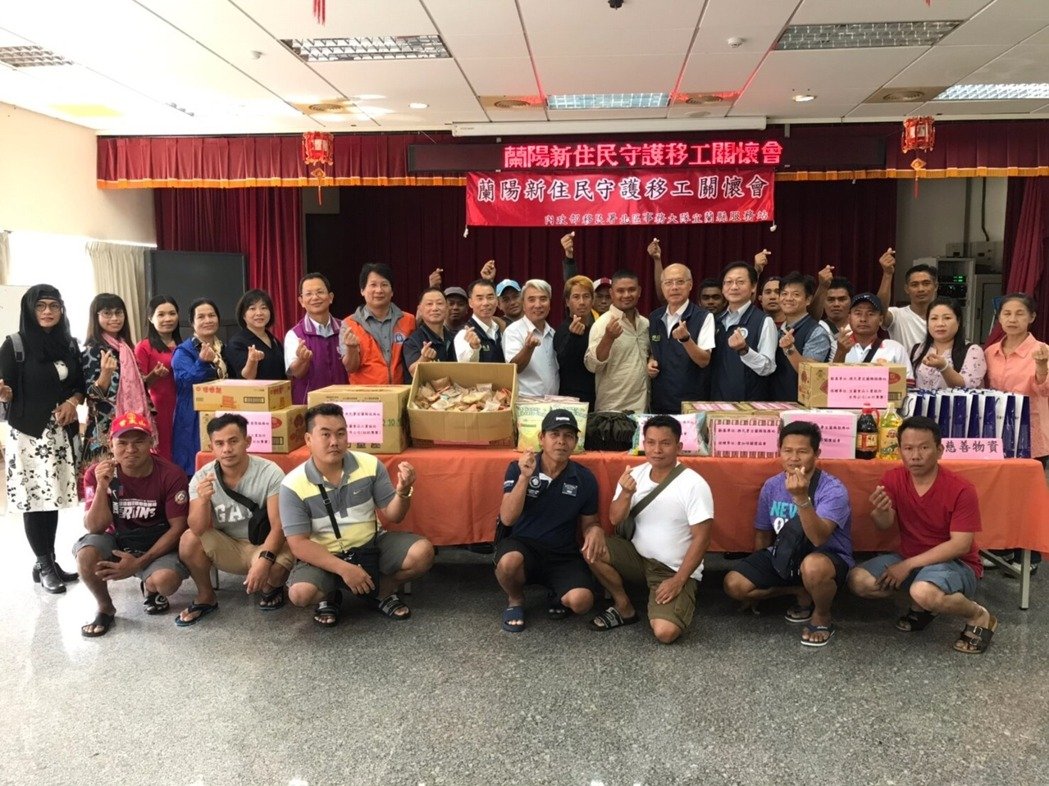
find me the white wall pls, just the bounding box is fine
[0,104,155,243]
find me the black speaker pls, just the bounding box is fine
[144,250,247,342]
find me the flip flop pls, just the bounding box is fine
[589,606,639,631]
[547,592,568,620]
[174,602,219,627]
[259,585,286,611]
[801,622,836,647]
[376,593,411,620]
[501,605,525,633]
[784,604,814,623]
[81,611,115,638]
[896,608,937,632]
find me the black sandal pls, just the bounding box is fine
[143,592,169,615]
[376,593,411,620]
[954,614,998,654]
[259,585,286,611]
[547,592,568,620]
[589,607,639,631]
[896,608,936,632]
[314,592,341,627]
[81,612,115,638]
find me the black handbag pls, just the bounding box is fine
[585,411,637,451]
[213,464,271,546]
[316,484,380,600]
[770,469,822,581]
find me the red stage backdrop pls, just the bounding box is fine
[466,169,775,227]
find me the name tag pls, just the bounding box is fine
[562,483,578,497]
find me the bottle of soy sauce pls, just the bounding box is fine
[856,407,878,459]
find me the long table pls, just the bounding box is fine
[198,447,1049,607]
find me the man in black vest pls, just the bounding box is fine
[454,279,505,363]
[648,262,715,413]
[711,261,777,401]
[769,272,833,401]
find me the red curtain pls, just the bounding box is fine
[988,177,1049,344]
[306,180,896,321]
[154,188,302,336]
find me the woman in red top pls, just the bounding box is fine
[134,296,182,461]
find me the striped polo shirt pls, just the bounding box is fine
[279,451,396,553]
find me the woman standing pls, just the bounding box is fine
[0,285,86,593]
[225,289,285,380]
[909,297,987,390]
[134,296,181,462]
[81,293,156,466]
[171,299,228,475]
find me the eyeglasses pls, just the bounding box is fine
[34,302,62,313]
[661,278,690,287]
[99,309,125,318]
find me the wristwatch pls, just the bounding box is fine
[397,486,414,499]
[676,333,690,343]
[258,550,276,563]
[784,347,796,356]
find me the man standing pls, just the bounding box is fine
[285,272,346,405]
[496,409,601,632]
[698,278,727,315]
[877,249,938,353]
[760,277,784,327]
[496,279,524,324]
[75,412,189,637]
[833,293,915,382]
[554,275,597,408]
[443,286,470,332]
[585,270,650,413]
[454,279,505,363]
[503,279,559,397]
[342,263,416,385]
[848,416,998,654]
[279,404,434,627]
[770,272,833,401]
[723,421,853,647]
[177,414,294,626]
[593,278,613,316]
[711,261,777,401]
[648,263,715,413]
[584,415,714,644]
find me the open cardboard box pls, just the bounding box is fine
[408,362,518,447]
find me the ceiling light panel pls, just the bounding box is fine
[935,83,1049,100]
[776,21,962,50]
[0,45,72,68]
[281,36,450,62]
[547,93,669,110]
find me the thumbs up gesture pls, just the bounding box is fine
[568,314,586,335]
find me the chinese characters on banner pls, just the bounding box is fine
[466,168,775,228]
[501,140,783,170]
[942,438,1005,460]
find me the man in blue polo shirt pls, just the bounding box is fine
[495,409,603,633]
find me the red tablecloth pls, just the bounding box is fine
[198,447,1049,553]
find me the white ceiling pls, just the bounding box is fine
[0,0,1047,135]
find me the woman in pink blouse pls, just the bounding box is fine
[133,295,181,461]
[909,297,987,390]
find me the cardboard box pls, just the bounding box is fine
[706,412,781,458]
[408,362,517,447]
[682,401,798,414]
[798,362,907,409]
[307,385,410,455]
[780,409,858,460]
[199,406,306,454]
[193,380,292,412]
[515,398,589,453]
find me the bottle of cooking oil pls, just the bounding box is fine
[876,402,903,460]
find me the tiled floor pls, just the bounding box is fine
[0,507,1046,785]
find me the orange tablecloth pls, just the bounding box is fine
[197,447,1049,553]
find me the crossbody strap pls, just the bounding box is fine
[315,483,379,545]
[212,464,259,513]
[861,336,884,363]
[628,463,687,520]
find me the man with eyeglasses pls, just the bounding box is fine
[285,272,347,405]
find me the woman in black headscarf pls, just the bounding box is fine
[0,285,86,593]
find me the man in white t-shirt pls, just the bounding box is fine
[834,293,915,383]
[876,249,937,354]
[584,415,714,644]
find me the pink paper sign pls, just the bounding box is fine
[216,411,273,452]
[827,366,889,408]
[340,402,385,445]
[713,423,779,453]
[781,412,856,459]
[942,438,1004,460]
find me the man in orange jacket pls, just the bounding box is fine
[342,263,416,385]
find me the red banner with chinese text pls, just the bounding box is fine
[466,169,775,227]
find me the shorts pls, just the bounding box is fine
[73,533,189,582]
[288,530,422,596]
[494,536,598,599]
[605,535,697,630]
[731,548,850,591]
[198,529,295,574]
[857,553,977,598]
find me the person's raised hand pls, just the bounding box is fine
[198,342,216,364]
[518,450,537,478]
[561,231,575,259]
[94,458,116,487]
[879,247,896,273]
[779,328,795,351]
[246,346,265,365]
[480,259,496,281]
[420,341,437,362]
[870,485,893,512]
[817,264,834,287]
[428,268,443,288]
[728,327,747,352]
[295,341,313,365]
[618,466,637,494]
[464,326,481,350]
[1033,342,1049,367]
[647,237,661,260]
[568,314,586,335]
[605,317,623,340]
[671,321,690,342]
[754,249,771,273]
[922,350,948,371]
[151,362,169,378]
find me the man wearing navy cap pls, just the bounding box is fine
[833,292,915,382]
[495,409,603,633]
[496,279,523,323]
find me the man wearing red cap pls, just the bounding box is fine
[74,412,190,637]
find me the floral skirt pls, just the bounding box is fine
[6,417,79,512]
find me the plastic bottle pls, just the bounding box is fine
[856,407,878,459]
[877,403,903,460]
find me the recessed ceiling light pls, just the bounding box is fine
[0,45,72,68]
[882,90,926,102]
[547,93,669,110]
[409,102,428,109]
[935,83,1049,100]
[793,93,816,102]
[776,20,961,50]
[494,98,529,109]
[281,36,450,62]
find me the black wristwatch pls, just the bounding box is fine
[258,550,276,563]
[677,333,690,343]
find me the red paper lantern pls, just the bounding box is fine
[302,131,334,202]
[901,116,935,198]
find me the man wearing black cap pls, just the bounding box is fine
[495,409,603,633]
[833,293,915,382]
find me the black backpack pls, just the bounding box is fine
[585,411,637,452]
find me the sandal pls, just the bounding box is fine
[174,601,219,627]
[547,592,568,620]
[376,593,411,620]
[785,604,814,623]
[81,611,115,638]
[954,614,998,654]
[801,622,836,647]
[501,605,525,633]
[259,585,286,611]
[896,608,937,632]
[143,592,170,615]
[314,592,341,627]
[589,606,639,631]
